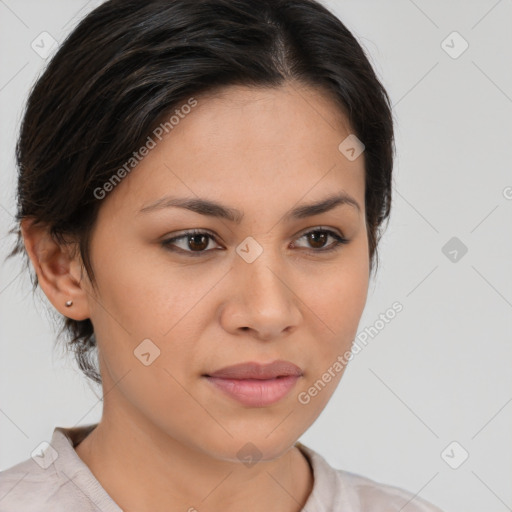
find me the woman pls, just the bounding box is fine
[0,0,445,510]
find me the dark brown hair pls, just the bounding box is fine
[7,0,395,385]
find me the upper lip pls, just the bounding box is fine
[205,360,303,380]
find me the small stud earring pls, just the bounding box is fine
[65,300,73,307]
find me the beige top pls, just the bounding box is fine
[0,424,445,511]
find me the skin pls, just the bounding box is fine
[21,82,369,512]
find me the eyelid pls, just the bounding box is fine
[161,225,349,256]
[163,225,345,242]
[160,229,222,254]
[163,228,218,240]
[294,225,345,239]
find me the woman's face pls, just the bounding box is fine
[82,83,369,461]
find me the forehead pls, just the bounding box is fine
[101,83,365,219]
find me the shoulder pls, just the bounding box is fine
[0,457,72,512]
[297,442,445,512]
[337,468,445,512]
[0,426,103,512]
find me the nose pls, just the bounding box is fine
[220,247,302,341]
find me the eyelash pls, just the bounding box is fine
[161,227,349,257]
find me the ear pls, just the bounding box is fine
[20,218,92,321]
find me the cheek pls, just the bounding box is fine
[84,234,202,392]
[300,242,369,383]
[311,246,369,339]
[87,232,200,339]
[331,267,369,340]
[295,274,368,416]
[97,346,217,452]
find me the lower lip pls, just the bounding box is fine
[204,375,300,407]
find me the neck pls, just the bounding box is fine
[75,402,314,512]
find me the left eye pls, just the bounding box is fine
[161,228,349,256]
[292,228,349,252]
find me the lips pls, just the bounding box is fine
[205,360,303,380]
[203,360,303,407]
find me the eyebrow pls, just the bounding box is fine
[138,192,361,223]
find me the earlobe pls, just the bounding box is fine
[20,218,91,321]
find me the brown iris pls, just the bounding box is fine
[307,231,329,249]
[187,233,210,251]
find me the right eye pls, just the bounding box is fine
[161,229,223,256]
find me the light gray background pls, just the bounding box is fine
[1,1,511,511]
